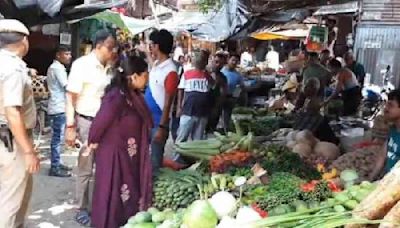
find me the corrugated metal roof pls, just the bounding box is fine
[362,0,400,24]
[313,1,358,15]
[354,25,400,86]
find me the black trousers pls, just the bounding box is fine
[342,86,361,116]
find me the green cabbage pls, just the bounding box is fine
[340,169,359,183]
[183,200,218,228]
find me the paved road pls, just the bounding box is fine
[26,137,82,228]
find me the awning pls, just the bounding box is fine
[313,1,359,16]
[159,0,249,42]
[251,29,309,40]
[0,0,128,26]
[86,10,155,35]
[228,8,311,40]
[251,21,311,40]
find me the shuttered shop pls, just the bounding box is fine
[354,25,400,87]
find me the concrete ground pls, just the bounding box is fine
[25,133,176,228]
[26,133,82,228]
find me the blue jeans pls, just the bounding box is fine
[49,113,66,169]
[151,128,166,176]
[173,115,208,162]
[176,115,208,143]
[170,116,180,142]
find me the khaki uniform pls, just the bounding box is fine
[0,49,36,228]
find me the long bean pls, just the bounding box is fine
[316,218,385,228]
[252,212,345,227]
[296,214,349,228]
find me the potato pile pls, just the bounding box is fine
[286,130,340,162]
[329,145,381,181]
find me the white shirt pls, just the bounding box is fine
[66,52,112,117]
[147,58,177,110]
[47,60,68,115]
[266,50,280,71]
[240,51,253,67]
[173,46,184,62]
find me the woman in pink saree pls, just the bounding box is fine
[88,56,153,228]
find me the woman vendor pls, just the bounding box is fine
[325,59,361,116]
[294,77,338,144]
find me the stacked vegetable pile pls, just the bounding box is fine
[286,130,341,163]
[124,208,183,228]
[175,132,254,161]
[250,181,382,228]
[231,107,282,136]
[346,162,400,228]
[329,143,382,181]
[210,150,254,173]
[260,144,321,180]
[152,169,205,210]
[253,172,334,213]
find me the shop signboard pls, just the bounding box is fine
[306,26,328,53]
[177,0,199,11]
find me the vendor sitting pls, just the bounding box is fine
[294,77,338,144]
[373,90,400,176]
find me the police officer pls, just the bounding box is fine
[0,19,40,228]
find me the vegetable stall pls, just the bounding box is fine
[122,107,398,228]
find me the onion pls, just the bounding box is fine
[295,130,317,147]
[292,143,313,158]
[314,141,340,161]
[286,141,297,149]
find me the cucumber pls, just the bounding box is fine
[176,139,222,150]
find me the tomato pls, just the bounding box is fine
[327,180,341,192]
[252,204,268,218]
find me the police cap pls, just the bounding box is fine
[0,19,29,36]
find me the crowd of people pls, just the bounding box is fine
[2,18,400,228]
[0,19,247,228]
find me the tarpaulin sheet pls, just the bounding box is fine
[87,10,156,35]
[160,0,249,42]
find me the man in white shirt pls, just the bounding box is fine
[173,41,184,62]
[65,30,117,226]
[240,47,256,68]
[144,30,179,174]
[47,46,72,178]
[265,45,280,71]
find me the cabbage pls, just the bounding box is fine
[217,216,237,228]
[182,200,218,228]
[209,191,237,218]
[124,223,156,228]
[235,206,262,224]
[340,169,359,183]
[131,212,152,224]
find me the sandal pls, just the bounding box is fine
[75,210,91,227]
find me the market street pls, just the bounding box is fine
[26,133,80,228]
